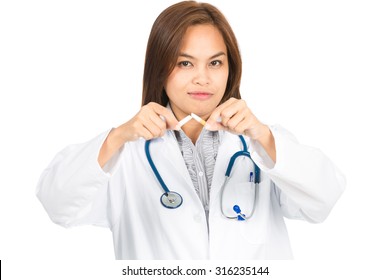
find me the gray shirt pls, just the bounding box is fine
[174,129,219,213]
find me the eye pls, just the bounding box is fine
[178,61,193,68]
[210,60,222,67]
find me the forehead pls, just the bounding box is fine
[179,24,227,56]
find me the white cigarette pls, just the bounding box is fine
[191,113,206,126]
[177,115,193,128]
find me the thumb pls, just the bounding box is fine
[151,104,179,130]
[205,116,223,131]
[163,112,180,130]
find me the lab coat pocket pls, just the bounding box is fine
[219,180,270,245]
[238,181,270,245]
[220,182,255,218]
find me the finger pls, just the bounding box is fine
[225,110,246,130]
[149,103,180,130]
[220,100,248,124]
[149,113,167,132]
[220,111,238,127]
[209,98,236,120]
[137,126,154,140]
[143,120,164,138]
[206,98,242,127]
[205,121,226,131]
[136,107,165,138]
[233,117,251,135]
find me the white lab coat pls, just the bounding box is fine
[36,125,345,259]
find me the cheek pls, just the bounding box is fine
[166,71,187,94]
[216,69,229,91]
[165,77,177,98]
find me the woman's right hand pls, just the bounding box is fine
[99,102,179,167]
[117,102,179,142]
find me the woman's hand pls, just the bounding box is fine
[206,98,276,162]
[98,102,179,167]
[116,102,179,142]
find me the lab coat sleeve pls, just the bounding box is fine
[250,125,346,223]
[36,129,122,228]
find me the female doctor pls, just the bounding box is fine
[36,1,345,259]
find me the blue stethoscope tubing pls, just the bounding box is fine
[145,135,261,219]
[145,140,183,209]
[220,135,261,220]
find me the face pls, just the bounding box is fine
[165,24,229,120]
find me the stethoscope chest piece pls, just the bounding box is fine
[146,135,260,216]
[160,191,183,209]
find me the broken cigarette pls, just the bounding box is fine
[177,115,193,129]
[191,113,206,126]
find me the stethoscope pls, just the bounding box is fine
[145,135,261,221]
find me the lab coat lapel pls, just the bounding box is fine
[158,132,194,189]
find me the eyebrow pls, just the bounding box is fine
[178,51,226,60]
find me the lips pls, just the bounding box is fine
[188,91,213,100]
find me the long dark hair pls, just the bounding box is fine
[141,1,242,106]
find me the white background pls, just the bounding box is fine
[1,0,389,279]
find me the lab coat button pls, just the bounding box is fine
[198,171,204,177]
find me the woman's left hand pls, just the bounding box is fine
[205,98,266,140]
[205,98,276,162]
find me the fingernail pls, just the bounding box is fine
[204,123,211,130]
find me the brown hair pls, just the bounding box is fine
[141,1,242,106]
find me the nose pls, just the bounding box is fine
[192,67,210,86]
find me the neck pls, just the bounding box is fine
[181,120,204,144]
